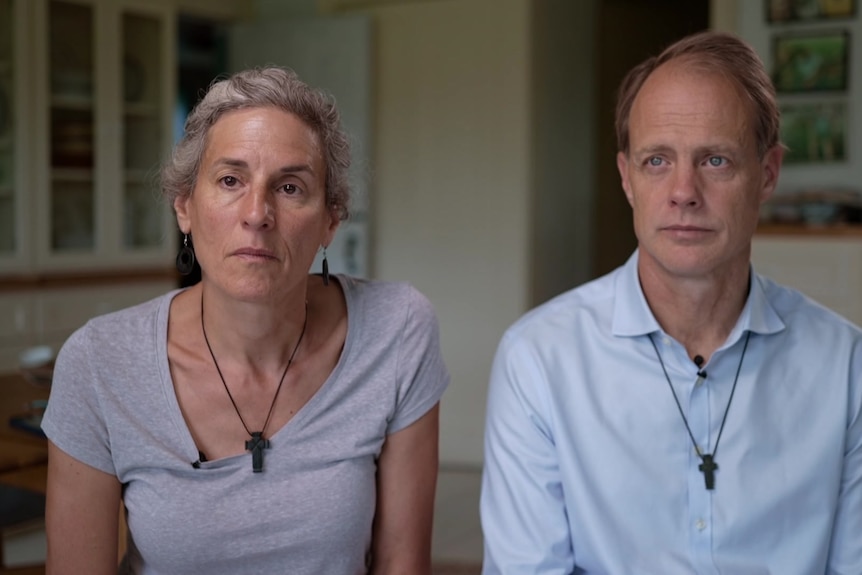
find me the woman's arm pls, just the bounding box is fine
[45,440,121,575]
[371,403,440,575]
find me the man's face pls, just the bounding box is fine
[616,59,782,283]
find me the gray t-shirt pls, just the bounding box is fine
[42,276,450,574]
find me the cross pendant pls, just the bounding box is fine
[245,432,270,473]
[698,453,718,490]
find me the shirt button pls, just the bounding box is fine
[695,519,707,531]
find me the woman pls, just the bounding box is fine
[41,67,449,574]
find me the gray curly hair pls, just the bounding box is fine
[162,66,351,221]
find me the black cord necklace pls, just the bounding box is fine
[200,294,308,473]
[648,330,751,491]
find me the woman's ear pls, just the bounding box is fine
[322,208,341,247]
[174,195,191,234]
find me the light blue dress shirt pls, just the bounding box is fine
[481,251,862,574]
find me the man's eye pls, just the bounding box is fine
[648,157,663,166]
[707,156,726,167]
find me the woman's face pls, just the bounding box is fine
[175,106,338,302]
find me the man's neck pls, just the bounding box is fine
[638,259,751,363]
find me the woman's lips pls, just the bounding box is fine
[232,248,278,260]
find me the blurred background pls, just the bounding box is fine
[0,0,860,570]
[3,0,862,470]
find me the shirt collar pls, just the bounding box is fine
[611,249,785,339]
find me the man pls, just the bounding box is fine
[481,31,862,574]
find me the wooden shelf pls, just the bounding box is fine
[124,169,153,184]
[51,168,94,182]
[124,102,159,117]
[0,267,178,291]
[756,223,862,237]
[50,94,94,110]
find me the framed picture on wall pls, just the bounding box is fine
[767,0,856,22]
[780,101,847,163]
[772,31,849,92]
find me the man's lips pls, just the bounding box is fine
[663,225,711,232]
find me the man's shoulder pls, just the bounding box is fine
[757,272,862,335]
[504,268,619,344]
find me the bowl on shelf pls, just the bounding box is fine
[51,69,92,98]
[19,345,55,388]
[800,202,840,226]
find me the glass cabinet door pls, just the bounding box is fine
[0,0,16,256]
[122,11,165,250]
[48,0,96,252]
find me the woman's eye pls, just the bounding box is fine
[279,183,300,195]
[221,175,238,187]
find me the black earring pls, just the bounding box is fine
[321,246,330,286]
[176,234,196,276]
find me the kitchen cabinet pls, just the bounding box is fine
[752,229,862,327]
[0,0,30,273]
[0,0,179,372]
[0,0,176,276]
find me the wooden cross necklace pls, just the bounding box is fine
[201,295,307,473]
[648,330,751,490]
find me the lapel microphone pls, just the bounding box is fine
[694,355,707,379]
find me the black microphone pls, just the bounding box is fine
[694,355,707,379]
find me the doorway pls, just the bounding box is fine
[592,0,710,277]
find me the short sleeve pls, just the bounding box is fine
[386,286,450,434]
[41,323,117,475]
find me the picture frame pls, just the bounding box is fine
[767,0,856,22]
[780,101,847,163]
[772,31,849,92]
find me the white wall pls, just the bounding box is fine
[252,0,596,466]
[368,0,532,467]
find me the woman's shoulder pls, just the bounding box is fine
[66,290,178,350]
[339,275,437,322]
[89,289,177,327]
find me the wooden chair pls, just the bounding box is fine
[0,484,45,574]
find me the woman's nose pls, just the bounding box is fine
[241,186,274,228]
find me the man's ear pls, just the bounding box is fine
[617,151,635,208]
[759,145,784,205]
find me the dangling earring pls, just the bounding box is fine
[321,245,330,286]
[176,234,196,276]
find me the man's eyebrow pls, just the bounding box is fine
[632,144,674,157]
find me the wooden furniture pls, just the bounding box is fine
[0,373,128,572]
[0,373,48,573]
